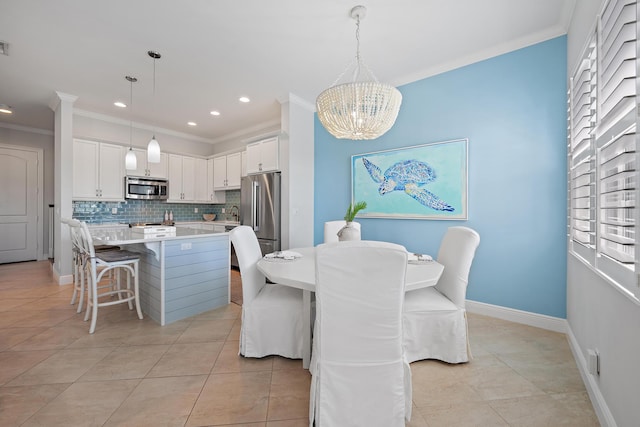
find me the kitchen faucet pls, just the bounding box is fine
[229,205,239,222]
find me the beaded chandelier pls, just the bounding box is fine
[316,5,402,140]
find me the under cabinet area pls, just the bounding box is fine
[213,152,242,190]
[73,139,124,201]
[246,136,279,174]
[124,148,168,179]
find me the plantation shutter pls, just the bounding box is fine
[569,35,597,261]
[595,0,637,290]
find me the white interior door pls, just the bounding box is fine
[0,146,38,263]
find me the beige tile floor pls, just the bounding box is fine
[0,261,599,426]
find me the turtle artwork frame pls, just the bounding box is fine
[351,138,468,220]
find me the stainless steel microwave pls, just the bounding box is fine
[125,176,169,200]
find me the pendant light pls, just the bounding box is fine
[316,5,402,140]
[147,50,162,163]
[124,76,138,170]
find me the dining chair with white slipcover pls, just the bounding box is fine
[403,226,480,364]
[323,220,360,243]
[310,240,412,426]
[230,225,304,359]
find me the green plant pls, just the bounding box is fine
[344,201,367,222]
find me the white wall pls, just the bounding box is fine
[566,1,640,426]
[0,125,54,258]
[279,94,315,249]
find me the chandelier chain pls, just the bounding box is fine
[355,13,360,64]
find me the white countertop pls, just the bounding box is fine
[91,226,229,245]
[177,220,240,226]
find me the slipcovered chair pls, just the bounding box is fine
[403,226,480,363]
[229,226,304,359]
[310,241,412,426]
[323,220,360,243]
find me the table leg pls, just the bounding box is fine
[302,289,311,369]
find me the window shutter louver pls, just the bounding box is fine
[569,37,597,257]
[596,0,637,272]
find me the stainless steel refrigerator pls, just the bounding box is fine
[240,172,281,256]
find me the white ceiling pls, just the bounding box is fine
[0,0,575,144]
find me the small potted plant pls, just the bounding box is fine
[338,201,367,241]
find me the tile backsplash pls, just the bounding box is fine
[73,190,241,224]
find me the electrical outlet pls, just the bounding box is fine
[194,208,198,213]
[111,208,118,214]
[587,349,600,375]
[180,243,192,250]
[222,208,226,213]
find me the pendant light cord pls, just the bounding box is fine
[152,56,156,138]
[129,78,133,149]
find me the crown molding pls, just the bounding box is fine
[0,122,53,136]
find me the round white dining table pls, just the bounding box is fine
[257,246,444,369]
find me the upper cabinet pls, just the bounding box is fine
[168,155,215,203]
[241,150,247,177]
[73,139,124,201]
[213,152,242,190]
[246,136,279,174]
[168,154,197,202]
[194,158,209,203]
[207,159,226,203]
[125,148,168,179]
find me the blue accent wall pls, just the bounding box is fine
[314,37,568,318]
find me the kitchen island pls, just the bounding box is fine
[90,226,230,325]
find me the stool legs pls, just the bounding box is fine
[133,260,143,320]
[85,261,143,334]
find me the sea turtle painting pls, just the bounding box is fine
[362,157,454,212]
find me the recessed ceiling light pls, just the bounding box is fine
[239,96,250,103]
[187,121,197,126]
[114,101,127,108]
[210,110,221,116]
[0,104,12,114]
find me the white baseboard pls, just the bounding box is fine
[52,266,73,286]
[466,299,567,333]
[566,326,617,427]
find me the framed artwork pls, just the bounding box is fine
[351,138,468,220]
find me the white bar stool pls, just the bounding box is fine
[70,219,144,333]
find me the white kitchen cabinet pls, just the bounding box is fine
[168,154,197,202]
[207,158,226,203]
[241,150,247,177]
[125,148,168,179]
[194,158,209,202]
[213,152,242,190]
[246,136,279,174]
[73,139,124,201]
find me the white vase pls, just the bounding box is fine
[338,221,361,241]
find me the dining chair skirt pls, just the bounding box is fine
[230,226,304,360]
